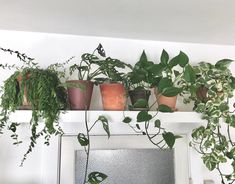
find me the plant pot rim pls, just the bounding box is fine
[129,89,151,92]
[100,83,124,86]
[16,72,31,81]
[66,80,93,83]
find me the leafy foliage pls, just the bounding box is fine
[185,59,235,183]
[0,48,68,165]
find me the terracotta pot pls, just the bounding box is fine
[154,89,177,111]
[196,86,209,102]
[67,80,94,110]
[100,83,126,111]
[17,73,31,109]
[129,89,151,110]
[196,85,223,103]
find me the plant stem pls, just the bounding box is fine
[83,109,90,184]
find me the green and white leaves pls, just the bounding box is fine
[215,59,233,69]
[203,154,218,171]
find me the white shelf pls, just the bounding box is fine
[10,110,205,123]
[9,110,206,135]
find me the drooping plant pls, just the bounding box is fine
[183,59,235,183]
[0,48,68,165]
[123,49,193,150]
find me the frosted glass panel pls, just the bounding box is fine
[75,149,175,184]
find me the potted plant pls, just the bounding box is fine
[0,47,68,165]
[153,49,193,111]
[127,50,156,110]
[94,51,132,111]
[184,59,235,183]
[66,44,106,110]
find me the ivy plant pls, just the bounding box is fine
[184,59,235,183]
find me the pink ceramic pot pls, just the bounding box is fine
[67,80,94,110]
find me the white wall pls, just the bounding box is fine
[0,30,235,184]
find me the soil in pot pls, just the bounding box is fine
[67,80,94,110]
[100,83,126,111]
[129,89,151,111]
[154,89,177,111]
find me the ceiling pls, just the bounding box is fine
[0,0,235,45]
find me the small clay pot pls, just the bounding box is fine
[100,83,126,111]
[154,89,177,111]
[67,80,94,110]
[129,89,151,110]
[196,86,209,102]
[17,73,31,109]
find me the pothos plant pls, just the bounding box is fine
[122,49,194,150]
[183,59,235,183]
[0,47,68,165]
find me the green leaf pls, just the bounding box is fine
[154,119,161,128]
[184,65,196,83]
[162,132,176,149]
[136,124,141,130]
[215,59,233,69]
[231,76,235,89]
[158,104,173,112]
[98,116,110,138]
[122,117,132,124]
[158,77,173,93]
[178,51,189,67]
[202,155,217,171]
[77,133,89,146]
[174,135,182,139]
[87,172,108,184]
[160,49,169,65]
[149,64,164,76]
[133,99,148,108]
[137,111,152,122]
[162,87,181,97]
[139,50,148,63]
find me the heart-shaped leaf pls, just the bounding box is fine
[184,65,196,83]
[178,51,189,67]
[123,117,132,124]
[133,99,148,108]
[160,49,169,65]
[137,111,152,122]
[158,78,173,93]
[162,132,176,149]
[162,87,181,97]
[215,59,233,69]
[158,104,173,112]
